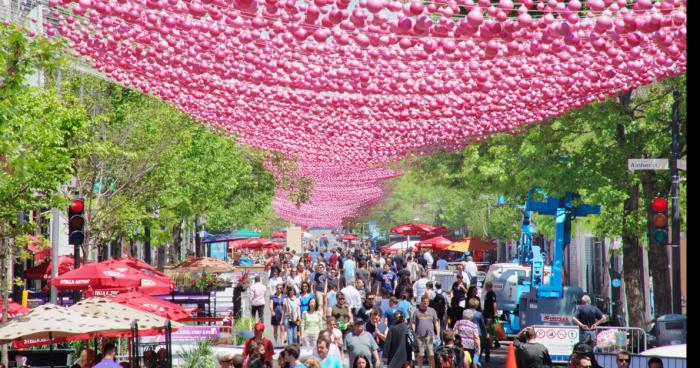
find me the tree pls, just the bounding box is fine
[0,23,88,366]
[411,77,686,327]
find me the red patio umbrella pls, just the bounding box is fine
[53,259,174,295]
[23,256,74,280]
[115,256,168,278]
[107,292,192,321]
[0,302,30,321]
[235,238,284,250]
[271,231,286,239]
[424,226,450,238]
[390,223,428,236]
[416,236,453,250]
[342,233,357,241]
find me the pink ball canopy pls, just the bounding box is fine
[43,0,686,227]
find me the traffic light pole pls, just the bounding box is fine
[670,89,682,314]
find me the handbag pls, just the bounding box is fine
[406,326,419,351]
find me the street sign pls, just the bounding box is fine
[677,159,686,171]
[628,159,669,171]
[533,325,579,363]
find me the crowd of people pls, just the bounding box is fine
[242,240,493,368]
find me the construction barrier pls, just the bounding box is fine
[593,326,648,354]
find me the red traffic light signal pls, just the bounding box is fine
[68,198,85,245]
[650,197,669,245]
[651,197,668,213]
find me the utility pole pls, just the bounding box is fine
[670,89,682,314]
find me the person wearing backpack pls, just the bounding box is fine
[429,281,448,330]
[434,329,471,368]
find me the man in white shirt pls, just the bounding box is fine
[248,275,267,321]
[463,256,479,286]
[406,256,424,282]
[289,250,301,268]
[341,280,363,311]
[455,264,471,288]
[412,271,430,301]
[423,250,434,270]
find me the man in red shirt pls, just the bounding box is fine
[329,249,340,268]
[243,322,275,362]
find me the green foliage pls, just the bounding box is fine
[178,339,218,368]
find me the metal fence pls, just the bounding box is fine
[595,353,686,368]
[593,326,648,354]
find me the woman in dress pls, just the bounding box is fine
[299,281,315,314]
[270,283,286,343]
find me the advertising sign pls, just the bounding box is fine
[141,326,221,343]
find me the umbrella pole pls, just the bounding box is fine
[49,332,54,368]
[165,319,172,368]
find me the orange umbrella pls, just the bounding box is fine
[446,237,496,253]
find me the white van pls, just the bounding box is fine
[483,263,551,312]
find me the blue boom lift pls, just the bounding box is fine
[501,191,600,337]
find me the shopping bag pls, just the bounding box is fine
[493,322,507,341]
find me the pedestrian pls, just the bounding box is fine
[615,351,631,368]
[435,256,448,271]
[284,345,306,368]
[283,284,301,344]
[365,309,388,357]
[92,343,120,368]
[344,254,357,287]
[315,330,343,361]
[218,353,236,368]
[352,355,372,368]
[357,293,380,320]
[300,281,315,314]
[344,316,381,368]
[455,264,470,287]
[393,251,406,272]
[332,291,354,335]
[302,299,323,347]
[513,327,552,368]
[463,256,479,287]
[481,281,499,348]
[647,357,664,368]
[269,268,286,295]
[341,279,363,312]
[571,355,593,368]
[313,263,328,319]
[449,273,468,328]
[413,271,431,301]
[278,351,288,368]
[412,294,440,368]
[397,293,413,323]
[395,274,414,302]
[569,343,602,368]
[423,250,434,270]
[434,329,470,368]
[381,264,398,295]
[406,256,424,282]
[571,295,607,345]
[323,317,345,358]
[243,322,275,362]
[384,310,412,368]
[303,357,321,368]
[357,261,371,289]
[429,281,448,331]
[453,309,480,365]
[466,287,480,311]
[249,275,267,321]
[466,298,489,362]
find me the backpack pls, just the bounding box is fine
[435,346,460,368]
[430,291,447,317]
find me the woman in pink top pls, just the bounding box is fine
[453,309,480,366]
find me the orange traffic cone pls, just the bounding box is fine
[505,342,517,368]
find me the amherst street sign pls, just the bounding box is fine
[628,159,669,171]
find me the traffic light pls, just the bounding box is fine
[650,197,669,245]
[68,198,85,245]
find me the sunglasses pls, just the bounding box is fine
[617,359,630,363]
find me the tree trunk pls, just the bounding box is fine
[642,172,672,317]
[171,221,183,265]
[621,182,646,328]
